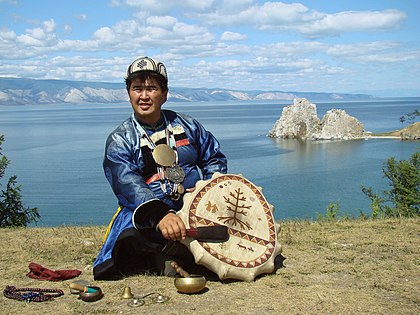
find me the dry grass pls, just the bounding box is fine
[0,218,419,314]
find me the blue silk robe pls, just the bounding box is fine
[93,109,227,279]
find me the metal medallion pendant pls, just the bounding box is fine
[152,144,176,167]
[177,184,185,194]
[166,165,185,184]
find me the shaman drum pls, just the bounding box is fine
[178,173,282,281]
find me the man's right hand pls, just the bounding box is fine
[157,212,187,241]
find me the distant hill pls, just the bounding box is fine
[0,77,373,105]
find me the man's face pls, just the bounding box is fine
[129,77,168,126]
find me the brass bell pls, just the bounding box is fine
[121,286,134,299]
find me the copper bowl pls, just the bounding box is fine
[79,286,104,302]
[174,275,207,294]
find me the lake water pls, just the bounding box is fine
[0,98,418,226]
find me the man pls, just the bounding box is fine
[93,56,227,280]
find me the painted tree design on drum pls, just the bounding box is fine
[217,187,253,230]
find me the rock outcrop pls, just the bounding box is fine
[268,98,321,139]
[318,109,366,140]
[268,98,367,140]
[399,122,420,140]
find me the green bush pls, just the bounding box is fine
[0,135,40,227]
[362,152,420,218]
[316,202,340,221]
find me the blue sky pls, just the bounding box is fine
[1,0,419,96]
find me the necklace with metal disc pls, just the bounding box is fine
[152,144,176,167]
[166,165,185,183]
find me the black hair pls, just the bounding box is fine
[125,70,168,93]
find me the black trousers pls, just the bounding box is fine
[93,227,199,280]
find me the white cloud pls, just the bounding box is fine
[0,1,418,93]
[180,0,214,12]
[360,51,420,63]
[195,3,406,38]
[299,9,407,38]
[324,41,420,64]
[220,31,247,41]
[326,41,399,57]
[112,20,139,36]
[146,16,178,28]
[80,18,215,51]
[93,27,117,44]
[16,34,44,46]
[0,29,16,41]
[168,55,347,91]
[10,18,58,49]
[253,41,326,58]
[116,0,175,15]
[116,0,215,13]
[198,2,317,27]
[43,19,56,33]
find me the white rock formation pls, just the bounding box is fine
[268,98,366,140]
[268,98,321,139]
[317,109,365,140]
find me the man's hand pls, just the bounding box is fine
[157,212,186,241]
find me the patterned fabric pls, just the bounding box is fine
[93,109,227,279]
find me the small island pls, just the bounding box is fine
[268,98,420,141]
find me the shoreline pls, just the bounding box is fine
[368,122,420,140]
[364,135,402,139]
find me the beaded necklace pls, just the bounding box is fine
[3,285,64,302]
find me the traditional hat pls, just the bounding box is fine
[127,56,167,79]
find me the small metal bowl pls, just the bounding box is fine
[174,275,207,294]
[79,286,104,302]
[70,280,90,294]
